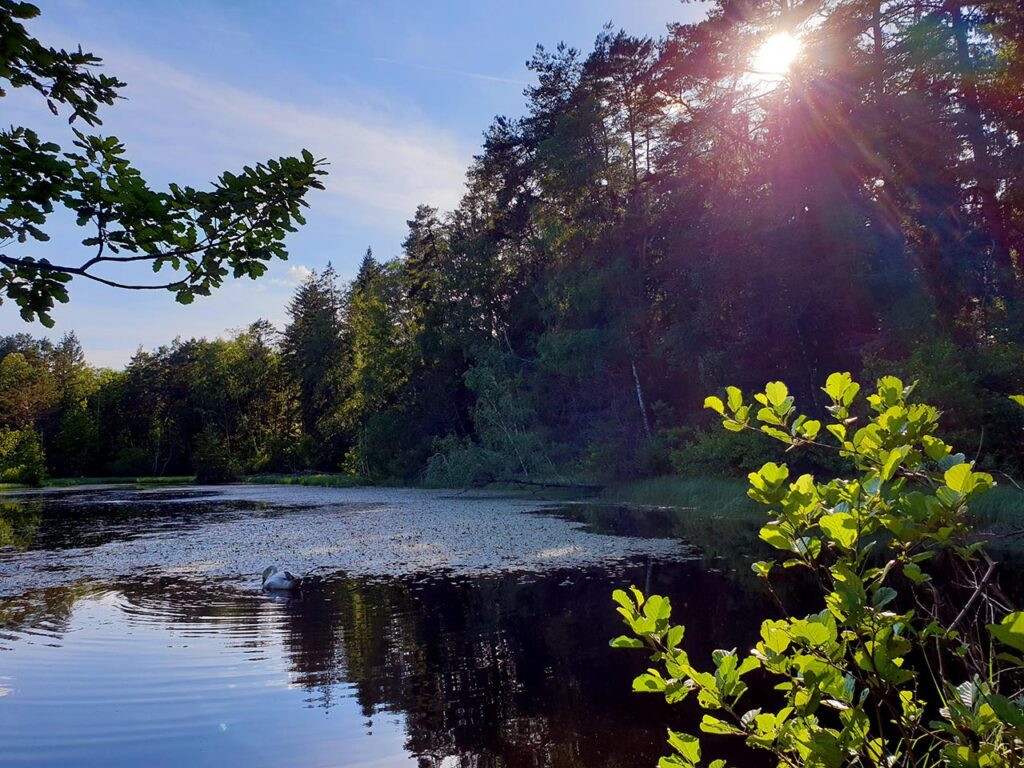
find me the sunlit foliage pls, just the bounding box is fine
[614,377,1024,767]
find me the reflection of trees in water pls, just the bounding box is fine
[277,563,773,768]
[544,504,766,568]
[0,558,774,767]
[95,563,774,766]
[0,492,274,551]
[0,500,41,549]
[4,495,1021,766]
[0,580,99,645]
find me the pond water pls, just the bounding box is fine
[0,485,772,768]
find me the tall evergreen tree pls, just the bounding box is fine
[281,265,347,466]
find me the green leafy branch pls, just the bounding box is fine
[614,374,1024,768]
[0,1,123,127]
[0,1,327,325]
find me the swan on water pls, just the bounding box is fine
[262,566,302,591]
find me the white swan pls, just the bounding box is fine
[262,566,302,591]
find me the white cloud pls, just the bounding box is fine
[268,264,314,288]
[370,56,530,86]
[5,23,474,229]
[287,264,314,282]
[0,18,477,365]
[92,48,473,226]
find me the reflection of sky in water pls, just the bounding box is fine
[0,487,769,768]
[2,596,415,768]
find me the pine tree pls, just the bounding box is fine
[281,264,347,465]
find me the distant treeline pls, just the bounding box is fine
[2,1,1023,484]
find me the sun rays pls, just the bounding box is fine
[752,32,801,81]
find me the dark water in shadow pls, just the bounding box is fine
[0,487,775,768]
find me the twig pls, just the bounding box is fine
[995,471,1024,492]
[948,556,997,633]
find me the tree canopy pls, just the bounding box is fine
[3,0,1022,486]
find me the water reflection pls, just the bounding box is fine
[0,489,775,768]
[542,502,765,566]
[0,488,271,552]
[0,500,41,549]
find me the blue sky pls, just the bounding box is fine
[1,0,706,366]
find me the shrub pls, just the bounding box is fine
[666,425,781,478]
[52,402,98,476]
[104,443,150,477]
[613,374,1024,767]
[422,434,504,487]
[192,426,237,484]
[0,427,48,486]
[863,338,1024,475]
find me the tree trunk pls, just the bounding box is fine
[631,358,652,439]
[871,0,886,104]
[948,0,1016,295]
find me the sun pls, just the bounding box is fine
[752,32,801,80]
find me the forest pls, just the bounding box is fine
[2,0,1023,486]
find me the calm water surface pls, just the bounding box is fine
[0,486,771,768]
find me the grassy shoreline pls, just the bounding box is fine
[601,474,1024,523]
[239,473,366,488]
[600,477,756,516]
[0,476,195,491]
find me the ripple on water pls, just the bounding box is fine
[0,486,719,768]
